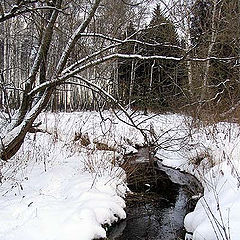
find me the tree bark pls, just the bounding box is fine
[200,0,218,101]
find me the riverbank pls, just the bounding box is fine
[0,111,240,240]
[108,148,203,240]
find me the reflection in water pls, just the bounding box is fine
[109,187,188,240]
[108,148,202,240]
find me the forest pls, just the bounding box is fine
[0,0,239,160]
[0,3,238,119]
[0,1,240,240]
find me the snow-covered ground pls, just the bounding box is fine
[0,112,128,240]
[182,122,240,240]
[0,110,240,240]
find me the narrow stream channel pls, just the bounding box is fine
[107,147,202,240]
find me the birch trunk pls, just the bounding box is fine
[129,43,136,107]
[200,0,218,101]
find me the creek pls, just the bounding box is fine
[108,147,203,240]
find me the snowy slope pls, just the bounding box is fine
[155,117,240,240]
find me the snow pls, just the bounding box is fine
[0,113,128,240]
[183,159,240,240]
[158,120,240,240]
[1,110,240,240]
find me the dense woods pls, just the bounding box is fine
[0,0,239,160]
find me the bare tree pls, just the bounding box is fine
[0,0,239,162]
[0,0,102,160]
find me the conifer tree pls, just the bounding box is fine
[120,5,184,112]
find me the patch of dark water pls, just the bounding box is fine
[107,147,202,240]
[108,188,188,240]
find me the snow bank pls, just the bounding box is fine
[0,114,127,240]
[155,119,240,240]
[184,160,240,240]
[181,122,240,240]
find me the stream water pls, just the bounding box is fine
[107,148,202,240]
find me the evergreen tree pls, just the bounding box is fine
[190,0,213,45]
[120,5,185,112]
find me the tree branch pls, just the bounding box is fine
[66,75,148,141]
[0,1,63,22]
[56,0,102,73]
[27,52,237,98]
[78,32,184,50]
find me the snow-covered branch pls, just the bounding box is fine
[78,32,184,50]
[0,1,64,23]
[28,53,183,97]
[28,52,237,98]
[62,53,182,77]
[62,54,236,79]
[62,42,122,75]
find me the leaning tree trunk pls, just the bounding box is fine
[0,88,53,161]
[0,0,102,161]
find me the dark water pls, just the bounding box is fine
[108,188,189,240]
[107,148,202,240]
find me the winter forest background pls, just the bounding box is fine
[0,0,239,160]
[0,1,240,239]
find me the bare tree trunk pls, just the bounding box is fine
[3,21,9,81]
[149,60,155,92]
[129,43,136,107]
[184,5,193,95]
[200,0,218,101]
